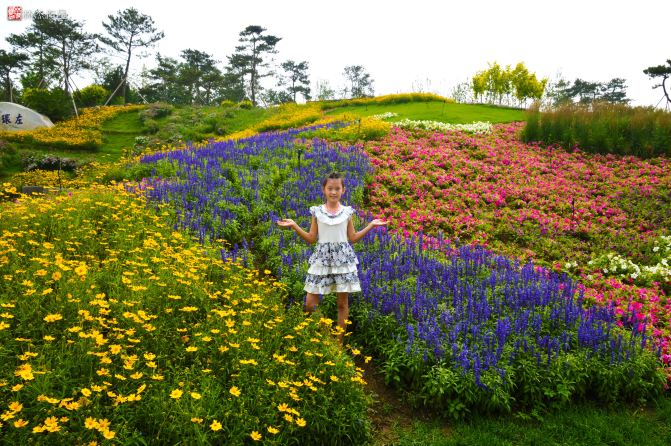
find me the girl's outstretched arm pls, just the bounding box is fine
[348,218,388,244]
[277,217,318,244]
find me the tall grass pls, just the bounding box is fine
[522,102,671,158]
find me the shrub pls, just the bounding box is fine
[220,99,236,108]
[238,100,254,109]
[21,87,73,122]
[75,84,109,107]
[21,153,79,172]
[139,103,173,121]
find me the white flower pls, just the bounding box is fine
[603,268,609,274]
[653,246,660,252]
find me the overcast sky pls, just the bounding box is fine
[2,0,670,106]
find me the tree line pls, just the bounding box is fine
[0,8,376,117]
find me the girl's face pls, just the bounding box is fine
[323,179,345,203]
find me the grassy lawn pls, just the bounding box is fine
[378,398,671,446]
[325,101,527,124]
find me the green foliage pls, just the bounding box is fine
[220,99,236,108]
[238,100,254,109]
[21,87,73,122]
[75,84,109,107]
[471,61,547,107]
[522,102,671,158]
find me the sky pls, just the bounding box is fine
[1,0,670,107]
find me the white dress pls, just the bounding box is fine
[303,204,362,294]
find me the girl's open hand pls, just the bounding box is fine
[276,218,296,229]
[370,219,389,227]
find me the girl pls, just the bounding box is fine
[277,172,388,344]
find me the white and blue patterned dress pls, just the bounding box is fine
[304,204,362,295]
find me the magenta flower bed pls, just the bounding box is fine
[364,123,671,380]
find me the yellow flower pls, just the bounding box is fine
[51,271,61,281]
[229,386,240,397]
[283,414,293,423]
[43,313,63,323]
[330,375,339,382]
[169,389,183,399]
[13,418,28,428]
[267,425,279,435]
[74,263,88,276]
[210,420,222,431]
[8,401,23,412]
[84,417,99,429]
[190,392,201,400]
[43,335,55,341]
[185,346,198,352]
[191,417,203,423]
[263,269,271,274]
[102,429,116,439]
[251,431,262,441]
[296,417,307,427]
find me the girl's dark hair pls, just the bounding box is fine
[322,172,345,188]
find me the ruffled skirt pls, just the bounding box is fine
[304,242,361,294]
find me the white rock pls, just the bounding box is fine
[0,102,54,131]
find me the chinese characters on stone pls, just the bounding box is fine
[1,114,23,125]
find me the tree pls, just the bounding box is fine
[229,25,281,106]
[100,8,164,104]
[6,25,60,89]
[139,53,186,103]
[31,13,99,98]
[315,80,335,101]
[471,62,545,106]
[219,62,247,103]
[278,60,311,102]
[343,65,374,98]
[178,49,222,105]
[0,49,28,102]
[643,59,671,106]
[599,78,629,104]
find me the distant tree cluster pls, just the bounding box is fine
[0,9,377,117]
[549,77,630,106]
[471,62,547,107]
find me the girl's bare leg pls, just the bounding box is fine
[336,292,349,345]
[305,293,320,314]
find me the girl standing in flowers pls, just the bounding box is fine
[277,172,388,344]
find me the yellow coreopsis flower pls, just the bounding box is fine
[296,418,307,427]
[210,420,222,431]
[13,418,28,428]
[267,426,279,434]
[190,392,201,400]
[250,431,262,441]
[8,401,23,412]
[84,417,99,429]
[169,389,183,399]
[229,386,241,397]
[43,313,63,323]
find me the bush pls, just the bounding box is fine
[522,102,671,158]
[21,87,73,122]
[238,100,254,109]
[75,84,109,107]
[139,103,174,121]
[220,99,236,108]
[21,153,79,172]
